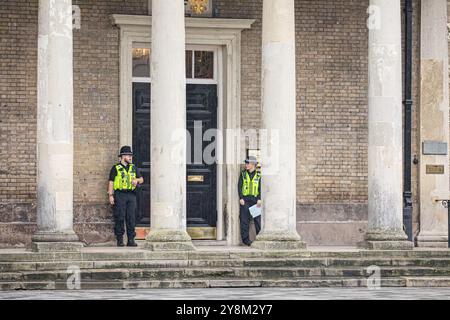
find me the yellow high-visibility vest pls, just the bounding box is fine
[113,164,137,191]
[241,170,260,197]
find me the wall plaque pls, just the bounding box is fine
[426,165,445,174]
[423,141,448,155]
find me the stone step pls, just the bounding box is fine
[236,267,450,278]
[2,257,450,272]
[244,257,450,268]
[309,250,450,259]
[2,249,450,263]
[0,276,437,290]
[3,266,450,282]
[403,277,450,287]
[0,259,249,272]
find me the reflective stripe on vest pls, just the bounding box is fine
[113,164,137,191]
[241,170,260,197]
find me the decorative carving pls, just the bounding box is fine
[188,0,209,14]
[149,1,214,17]
[184,0,213,17]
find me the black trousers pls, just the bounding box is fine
[113,191,136,241]
[239,197,261,243]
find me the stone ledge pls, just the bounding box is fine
[297,221,366,246]
[251,230,307,251]
[415,234,449,248]
[415,241,449,248]
[144,229,196,251]
[358,240,414,251]
[251,240,307,251]
[144,241,196,251]
[31,242,84,253]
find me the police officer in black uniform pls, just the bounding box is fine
[238,156,262,246]
[108,146,144,247]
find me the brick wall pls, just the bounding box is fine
[0,0,38,246]
[0,0,435,246]
[71,0,147,245]
[217,0,371,244]
[0,0,148,246]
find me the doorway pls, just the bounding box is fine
[132,46,220,240]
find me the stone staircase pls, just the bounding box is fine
[1,247,450,290]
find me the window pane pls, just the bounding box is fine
[194,51,214,79]
[186,50,193,78]
[132,48,150,78]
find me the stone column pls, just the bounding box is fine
[416,0,449,247]
[145,0,194,251]
[251,0,306,250]
[361,0,413,250]
[32,0,82,252]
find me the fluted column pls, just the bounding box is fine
[251,0,306,250]
[361,0,413,250]
[32,0,82,252]
[145,0,194,251]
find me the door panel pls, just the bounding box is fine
[186,84,217,227]
[132,83,151,226]
[132,83,218,228]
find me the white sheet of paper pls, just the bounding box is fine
[249,204,262,218]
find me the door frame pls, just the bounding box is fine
[186,45,221,239]
[113,15,255,245]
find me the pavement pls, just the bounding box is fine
[0,287,450,300]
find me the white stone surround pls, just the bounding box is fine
[112,14,254,246]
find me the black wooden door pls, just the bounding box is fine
[186,84,217,227]
[132,83,151,226]
[132,83,217,228]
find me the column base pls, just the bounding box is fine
[358,230,414,250]
[145,229,196,251]
[31,242,84,252]
[415,234,449,248]
[31,231,83,252]
[251,231,307,251]
[358,240,414,250]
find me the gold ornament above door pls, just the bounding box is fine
[185,0,213,17]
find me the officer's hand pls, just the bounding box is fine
[109,195,115,206]
[132,179,139,187]
[239,199,245,206]
[257,200,262,208]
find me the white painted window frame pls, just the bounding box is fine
[131,45,219,84]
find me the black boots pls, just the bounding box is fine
[117,237,137,247]
[127,239,138,247]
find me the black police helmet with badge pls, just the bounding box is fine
[118,145,133,157]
